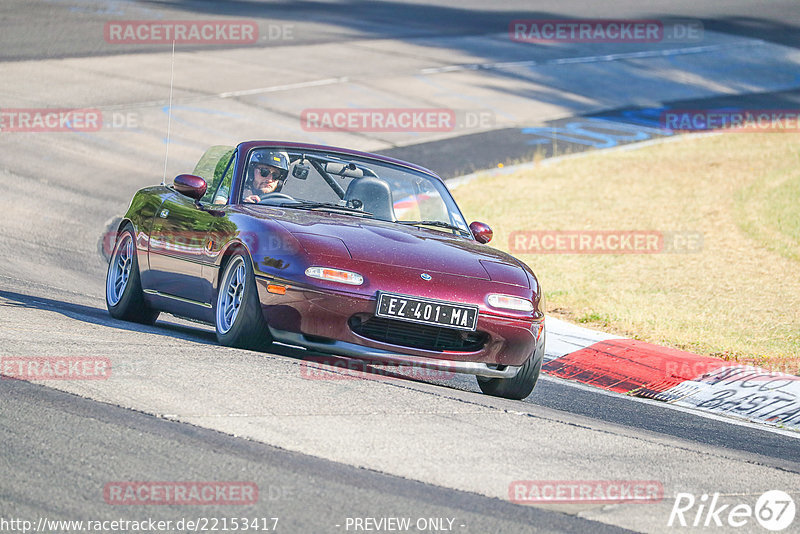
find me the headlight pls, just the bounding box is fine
[305,266,364,285]
[487,294,533,312]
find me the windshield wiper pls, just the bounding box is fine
[397,220,469,235]
[279,200,373,217]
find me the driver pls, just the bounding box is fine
[243,150,290,203]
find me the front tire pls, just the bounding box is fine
[477,331,545,400]
[105,224,159,325]
[215,251,272,350]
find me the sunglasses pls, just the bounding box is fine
[256,167,282,179]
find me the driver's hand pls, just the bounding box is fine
[244,195,260,203]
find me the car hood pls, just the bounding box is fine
[243,207,529,287]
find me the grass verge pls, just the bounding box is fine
[452,133,800,370]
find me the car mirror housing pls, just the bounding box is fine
[469,221,493,244]
[173,174,207,200]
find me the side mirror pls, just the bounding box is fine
[173,174,207,200]
[469,221,493,244]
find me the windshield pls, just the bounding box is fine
[239,148,471,236]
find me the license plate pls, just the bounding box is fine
[375,292,479,331]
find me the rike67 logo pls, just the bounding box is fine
[668,490,795,531]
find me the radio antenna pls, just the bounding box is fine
[161,39,176,186]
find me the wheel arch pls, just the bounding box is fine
[216,240,253,290]
[116,217,135,235]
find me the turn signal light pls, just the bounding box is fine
[305,267,364,286]
[533,322,544,341]
[267,284,287,295]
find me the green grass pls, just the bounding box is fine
[452,133,800,367]
[735,164,800,262]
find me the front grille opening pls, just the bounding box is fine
[349,314,487,352]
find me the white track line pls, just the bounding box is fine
[217,77,350,99]
[419,41,765,74]
[97,39,766,111]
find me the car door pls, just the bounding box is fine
[148,150,238,307]
[147,192,224,304]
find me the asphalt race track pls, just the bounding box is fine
[1,2,799,533]
[3,377,627,534]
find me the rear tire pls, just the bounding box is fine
[105,224,159,325]
[477,331,545,400]
[215,251,272,350]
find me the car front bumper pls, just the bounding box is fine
[255,277,543,370]
[268,327,521,378]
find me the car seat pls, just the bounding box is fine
[343,177,396,221]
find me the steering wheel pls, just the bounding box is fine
[257,193,295,203]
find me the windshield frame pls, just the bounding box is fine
[234,145,473,238]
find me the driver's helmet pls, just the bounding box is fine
[247,150,290,193]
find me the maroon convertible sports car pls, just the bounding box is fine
[106,142,545,399]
